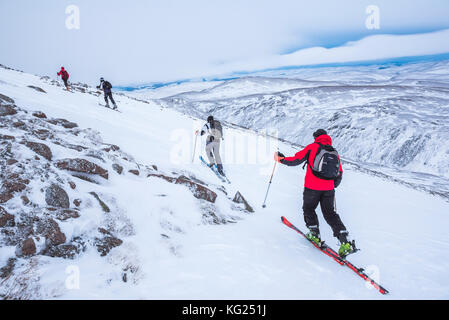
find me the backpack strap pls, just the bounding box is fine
[303,143,321,170]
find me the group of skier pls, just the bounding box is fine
[56,65,355,258]
[57,66,118,110]
[195,116,355,256]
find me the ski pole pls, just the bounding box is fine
[262,158,278,208]
[192,131,198,163]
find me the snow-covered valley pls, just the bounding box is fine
[1,62,449,299]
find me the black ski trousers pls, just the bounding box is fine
[302,188,346,237]
[104,91,116,105]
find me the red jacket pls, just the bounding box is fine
[281,135,343,191]
[57,68,69,80]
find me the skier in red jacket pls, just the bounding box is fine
[57,67,70,91]
[275,129,355,257]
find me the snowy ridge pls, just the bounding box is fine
[1,65,449,299]
[142,60,449,196]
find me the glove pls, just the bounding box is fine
[334,172,343,188]
[209,136,215,143]
[195,130,199,135]
[274,151,285,163]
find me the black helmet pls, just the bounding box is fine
[207,115,214,123]
[100,77,104,82]
[313,129,327,139]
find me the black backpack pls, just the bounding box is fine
[305,143,340,180]
[103,81,112,90]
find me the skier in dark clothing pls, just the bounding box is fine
[96,77,117,110]
[274,129,355,257]
[57,67,70,91]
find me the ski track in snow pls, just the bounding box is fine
[1,65,449,299]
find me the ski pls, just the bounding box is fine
[199,156,226,183]
[99,103,121,112]
[281,216,389,295]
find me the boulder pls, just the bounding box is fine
[0,206,15,227]
[233,191,254,213]
[25,141,52,160]
[28,86,46,93]
[44,244,79,259]
[95,235,123,256]
[55,158,109,179]
[128,169,139,176]
[0,105,17,117]
[16,238,36,257]
[36,218,66,246]
[32,111,47,118]
[45,184,70,208]
[112,163,123,175]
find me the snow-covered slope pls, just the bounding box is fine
[1,65,449,299]
[135,59,449,198]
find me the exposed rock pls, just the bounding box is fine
[25,141,52,160]
[233,191,254,213]
[44,244,79,259]
[16,238,36,257]
[0,105,17,117]
[32,111,47,118]
[45,184,70,208]
[55,158,109,180]
[21,195,30,205]
[36,218,66,246]
[68,181,76,190]
[0,93,15,105]
[32,129,52,140]
[73,199,81,207]
[128,169,139,176]
[89,192,110,213]
[95,235,123,256]
[12,120,25,128]
[103,144,120,152]
[112,163,123,175]
[147,173,217,203]
[47,118,78,129]
[7,159,18,165]
[55,209,80,221]
[28,86,47,93]
[0,258,16,279]
[0,134,15,140]
[0,193,13,204]
[0,207,15,227]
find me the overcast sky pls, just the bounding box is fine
[1,0,449,85]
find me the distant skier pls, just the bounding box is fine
[57,67,70,91]
[96,77,117,110]
[274,129,355,257]
[196,115,225,176]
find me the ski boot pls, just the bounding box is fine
[337,231,356,258]
[217,164,225,176]
[113,103,118,110]
[306,227,322,247]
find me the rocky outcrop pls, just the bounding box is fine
[0,105,17,117]
[16,238,36,257]
[112,163,123,175]
[45,184,70,208]
[36,218,66,247]
[47,118,78,129]
[128,169,139,176]
[25,141,52,160]
[89,192,110,213]
[0,207,15,227]
[95,229,122,256]
[55,158,109,180]
[32,111,47,118]
[233,191,254,213]
[28,86,46,93]
[148,173,217,203]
